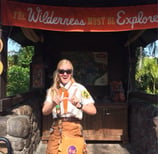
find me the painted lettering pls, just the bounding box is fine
[13,11,25,20]
[107,17,115,25]
[87,17,105,25]
[27,7,86,26]
[117,10,158,29]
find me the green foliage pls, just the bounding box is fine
[135,55,158,94]
[7,65,30,96]
[7,46,34,96]
[18,46,34,67]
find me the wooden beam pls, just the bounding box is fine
[124,30,146,47]
[0,92,35,112]
[0,27,7,98]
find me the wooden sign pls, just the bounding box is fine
[1,0,158,32]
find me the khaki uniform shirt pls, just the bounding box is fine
[45,81,95,119]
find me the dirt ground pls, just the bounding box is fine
[35,141,135,154]
[87,143,135,154]
[1,140,135,154]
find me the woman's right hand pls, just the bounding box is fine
[53,95,61,105]
[42,88,61,115]
[52,88,62,105]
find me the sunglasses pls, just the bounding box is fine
[58,69,72,74]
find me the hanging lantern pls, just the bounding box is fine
[0,39,3,52]
[0,61,3,75]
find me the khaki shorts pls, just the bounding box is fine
[46,121,87,154]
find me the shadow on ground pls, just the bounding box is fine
[35,141,135,154]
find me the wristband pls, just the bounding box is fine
[77,103,83,109]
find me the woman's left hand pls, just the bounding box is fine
[69,96,80,107]
[69,88,81,107]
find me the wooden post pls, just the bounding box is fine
[0,26,7,98]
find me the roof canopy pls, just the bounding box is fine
[1,1,158,32]
[0,0,157,47]
[10,0,158,7]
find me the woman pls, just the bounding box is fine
[42,59,97,154]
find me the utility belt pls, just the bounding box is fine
[50,116,81,133]
[53,116,81,123]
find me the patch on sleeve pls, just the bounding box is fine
[81,90,90,99]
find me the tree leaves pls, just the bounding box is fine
[7,46,34,96]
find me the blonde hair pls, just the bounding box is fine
[50,59,75,97]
